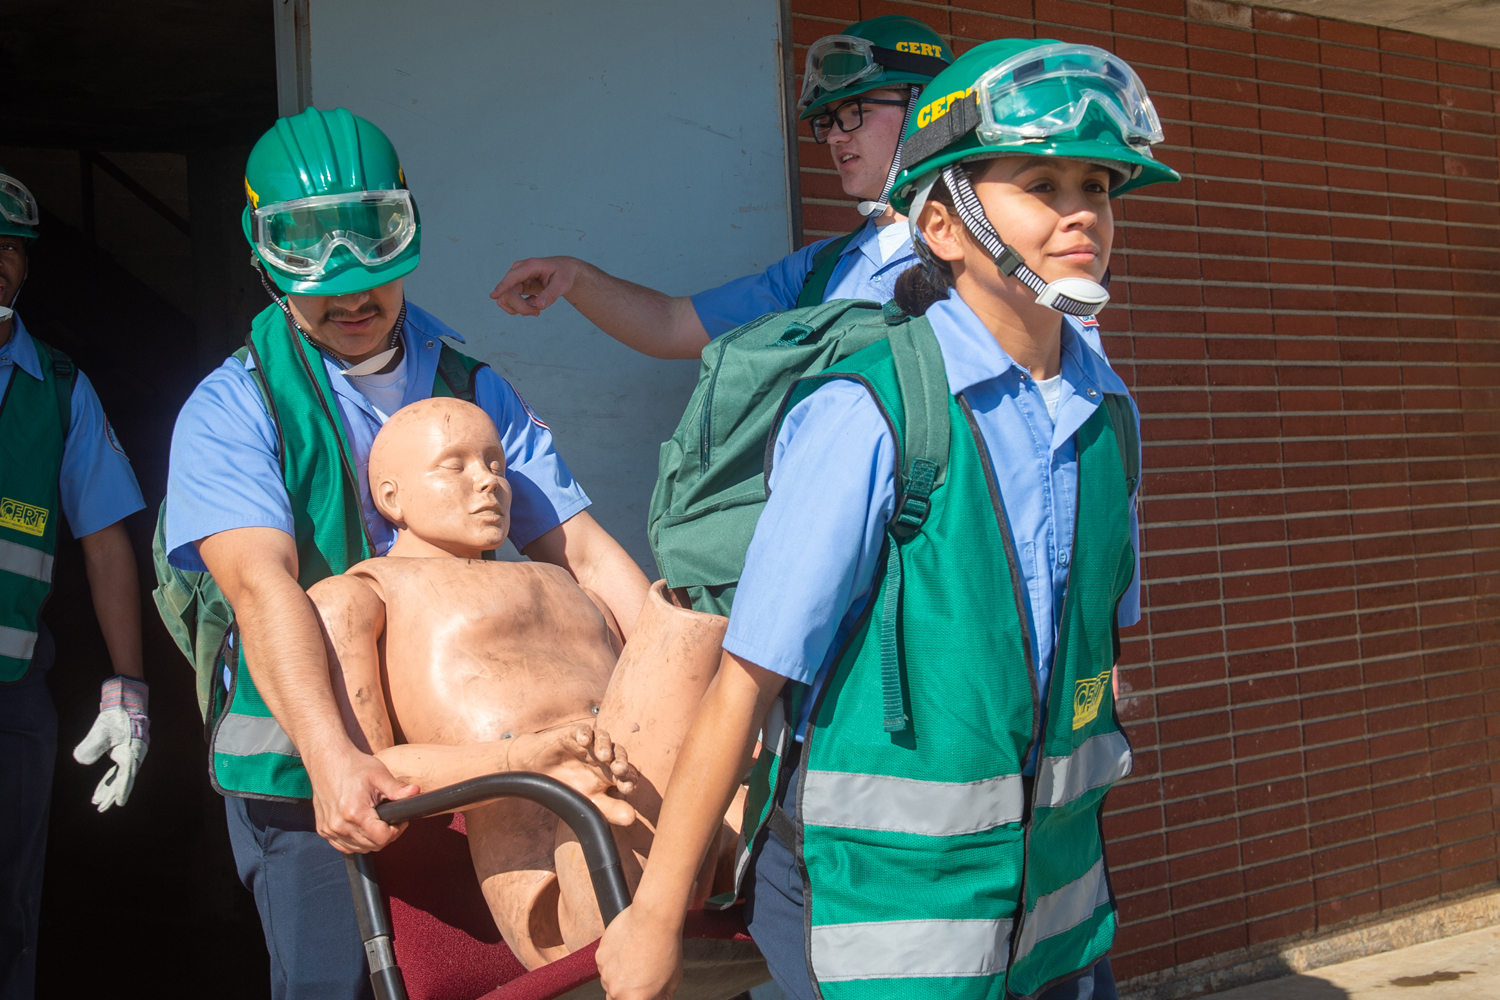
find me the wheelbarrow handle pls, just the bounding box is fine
[346,771,634,1000]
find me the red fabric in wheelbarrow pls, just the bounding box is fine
[376,814,753,1000]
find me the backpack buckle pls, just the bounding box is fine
[891,458,939,538]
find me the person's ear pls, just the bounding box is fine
[920,200,967,265]
[373,475,404,526]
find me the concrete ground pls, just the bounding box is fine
[1213,925,1500,999]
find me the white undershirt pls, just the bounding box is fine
[1036,373,1063,421]
[345,349,409,422]
[875,220,909,263]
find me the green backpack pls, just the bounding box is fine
[648,299,953,616]
[151,337,483,728]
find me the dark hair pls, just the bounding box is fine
[894,169,962,316]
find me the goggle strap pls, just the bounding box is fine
[903,92,983,169]
[860,86,923,219]
[942,164,1056,301]
[869,46,950,79]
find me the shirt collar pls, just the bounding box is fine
[923,291,1128,402]
[850,217,917,270]
[0,315,44,381]
[322,301,457,419]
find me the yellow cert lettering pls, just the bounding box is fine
[0,497,49,538]
[917,105,932,129]
[1072,669,1113,730]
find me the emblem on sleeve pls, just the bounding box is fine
[0,497,49,537]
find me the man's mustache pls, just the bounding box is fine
[323,304,384,324]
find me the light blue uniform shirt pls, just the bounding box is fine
[690,218,918,338]
[722,292,1141,766]
[164,302,589,570]
[0,315,145,536]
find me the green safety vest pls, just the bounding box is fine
[205,303,485,800]
[740,334,1137,999]
[0,338,75,681]
[794,231,858,309]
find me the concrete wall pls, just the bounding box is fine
[304,0,793,568]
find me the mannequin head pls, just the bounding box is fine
[369,397,512,559]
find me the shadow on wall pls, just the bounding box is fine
[1124,954,1354,1000]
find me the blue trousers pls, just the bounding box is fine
[0,629,56,1000]
[745,763,1118,1000]
[225,796,373,1000]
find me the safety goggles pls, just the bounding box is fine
[800,36,887,108]
[0,175,39,228]
[973,43,1164,148]
[251,189,416,276]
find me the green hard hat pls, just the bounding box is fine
[798,15,954,119]
[890,38,1180,212]
[242,107,420,296]
[0,169,40,241]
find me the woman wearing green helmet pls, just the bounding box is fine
[596,39,1177,1000]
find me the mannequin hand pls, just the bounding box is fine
[511,723,640,827]
[490,256,582,317]
[597,903,684,1000]
[73,676,150,812]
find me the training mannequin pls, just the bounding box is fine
[307,397,733,969]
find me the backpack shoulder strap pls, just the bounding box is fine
[31,339,76,434]
[883,312,950,539]
[794,230,859,309]
[1100,393,1140,497]
[237,339,285,475]
[434,343,488,403]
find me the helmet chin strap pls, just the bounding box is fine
[857,85,922,219]
[940,164,1110,316]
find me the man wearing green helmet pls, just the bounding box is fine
[488,16,952,358]
[162,108,650,1000]
[596,39,1178,1000]
[0,171,150,1000]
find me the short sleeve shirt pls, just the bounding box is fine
[689,219,920,338]
[723,295,1141,753]
[0,317,146,536]
[164,302,589,571]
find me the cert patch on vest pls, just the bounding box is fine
[0,497,48,537]
[1072,669,1113,730]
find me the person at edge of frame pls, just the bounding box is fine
[595,36,1182,1000]
[161,108,650,1000]
[0,168,151,1000]
[488,16,950,358]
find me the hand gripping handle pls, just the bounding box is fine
[346,771,633,1000]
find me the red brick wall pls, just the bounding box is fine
[789,0,1500,984]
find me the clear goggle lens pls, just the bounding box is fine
[800,35,883,107]
[253,189,416,276]
[975,43,1164,147]
[0,174,40,227]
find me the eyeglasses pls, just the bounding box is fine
[809,96,908,144]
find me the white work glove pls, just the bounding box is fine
[73,675,150,812]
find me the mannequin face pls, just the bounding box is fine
[918,156,1114,304]
[369,397,512,559]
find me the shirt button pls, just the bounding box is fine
[1058,550,1070,566]
[426,340,434,348]
[1085,387,1098,398]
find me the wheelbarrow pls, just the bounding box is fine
[344,771,774,1000]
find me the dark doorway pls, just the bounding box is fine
[3,3,278,995]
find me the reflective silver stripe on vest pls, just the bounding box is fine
[803,770,1024,836]
[0,625,38,660]
[763,698,790,757]
[215,713,301,757]
[813,918,1014,981]
[1034,731,1132,809]
[1015,858,1110,960]
[0,539,53,582]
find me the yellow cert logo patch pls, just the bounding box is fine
[0,497,49,538]
[1072,670,1113,730]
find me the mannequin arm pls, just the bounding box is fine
[308,573,393,754]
